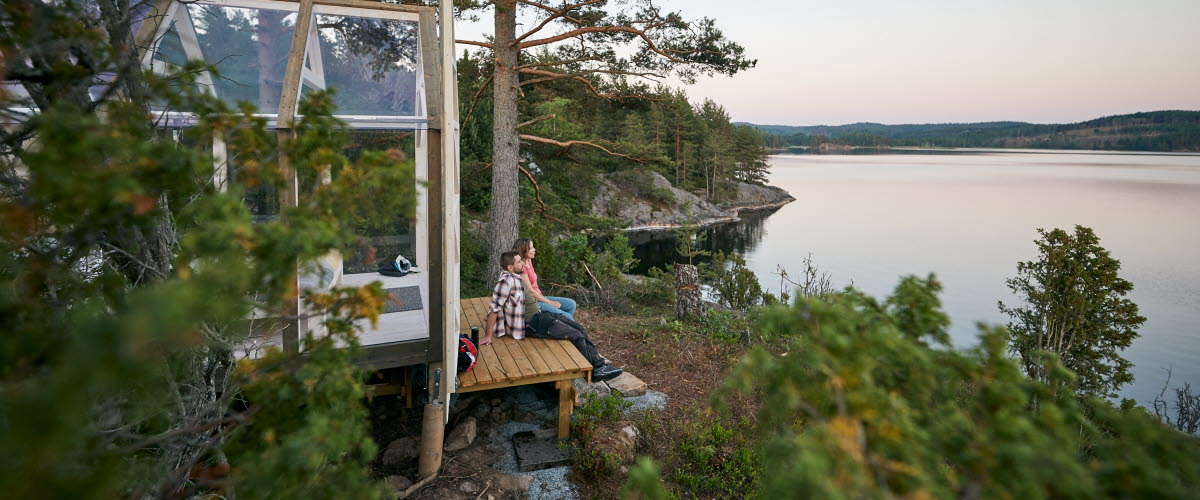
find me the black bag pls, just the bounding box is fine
[457,334,478,373]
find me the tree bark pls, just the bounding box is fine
[675,263,703,319]
[486,0,520,286]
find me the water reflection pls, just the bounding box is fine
[623,150,1200,406]
[618,208,778,273]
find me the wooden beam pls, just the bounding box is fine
[556,379,575,439]
[276,0,316,127]
[132,0,176,62]
[276,0,431,14]
[418,9,443,128]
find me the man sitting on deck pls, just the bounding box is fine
[483,251,623,381]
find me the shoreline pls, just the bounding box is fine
[622,196,795,233]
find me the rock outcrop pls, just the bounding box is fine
[588,170,794,230]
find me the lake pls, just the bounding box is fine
[628,150,1200,405]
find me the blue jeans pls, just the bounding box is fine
[539,296,576,320]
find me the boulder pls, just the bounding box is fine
[723,182,795,211]
[587,170,794,229]
[380,436,419,467]
[445,416,477,451]
[585,421,639,464]
[495,474,534,492]
[383,475,412,494]
[605,372,647,397]
[573,377,612,404]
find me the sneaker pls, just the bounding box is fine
[592,364,623,382]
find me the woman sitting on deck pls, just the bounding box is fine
[512,237,577,320]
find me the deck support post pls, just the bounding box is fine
[418,401,445,478]
[556,380,575,439]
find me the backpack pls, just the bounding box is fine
[378,254,417,277]
[457,334,478,373]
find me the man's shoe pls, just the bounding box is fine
[592,364,623,382]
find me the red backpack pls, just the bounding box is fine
[457,334,478,372]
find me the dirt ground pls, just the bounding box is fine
[365,307,751,499]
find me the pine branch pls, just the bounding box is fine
[461,72,495,127]
[518,26,690,64]
[513,0,603,45]
[519,133,653,163]
[517,68,667,101]
[517,114,556,129]
[518,164,577,228]
[456,39,493,48]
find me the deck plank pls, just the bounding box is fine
[515,337,552,376]
[556,337,594,372]
[529,338,567,375]
[503,337,537,379]
[475,342,504,382]
[491,337,527,380]
[540,338,581,374]
[458,359,478,387]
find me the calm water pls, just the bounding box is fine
[631,150,1200,404]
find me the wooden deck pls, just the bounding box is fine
[456,296,592,438]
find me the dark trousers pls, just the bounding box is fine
[528,314,604,368]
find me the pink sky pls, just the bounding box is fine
[457,0,1200,125]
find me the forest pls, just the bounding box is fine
[754,110,1200,151]
[454,48,771,295]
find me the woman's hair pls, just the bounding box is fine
[512,237,534,261]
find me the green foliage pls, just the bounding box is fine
[1000,226,1145,399]
[704,250,768,311]
[697,279,1199,498]
[673,221,710,266]
[575,392,634,424]
[885,273,951,346]
[0,11,402,494]
[669,418,762,497]
[570,392,634,480]
[657,309,750,345]
[227,331,386,500]
[623,457,677,500]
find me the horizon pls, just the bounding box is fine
[738,109,1200,128]
[455,0,1200,125]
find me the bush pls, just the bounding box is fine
[625,278,1200,499]
[670,417,762,497]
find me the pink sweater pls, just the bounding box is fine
[525,261,543,296]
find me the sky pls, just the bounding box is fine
[454,0,1200,126]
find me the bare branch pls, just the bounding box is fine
[461,72,495,127]
[512,0,604,46]
[516,55,605,70]
[518,114,555,129]
[518,68,666,101]
[456,39,493,48]
[518,164,577,228]
[520,26,689,64]
[519,133,652,163]
[515,0,584,25]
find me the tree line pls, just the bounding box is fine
[755,110,1200,152]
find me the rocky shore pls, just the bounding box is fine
[587,170,795,231]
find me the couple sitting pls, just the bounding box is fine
[482,244,623,381]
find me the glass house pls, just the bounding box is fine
[134,0,462,404]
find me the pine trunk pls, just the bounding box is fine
[675,263,703,319]
[486,0,520,286]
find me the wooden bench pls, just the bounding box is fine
[456,297,592,438]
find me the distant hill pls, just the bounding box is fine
[742,111,1200,152]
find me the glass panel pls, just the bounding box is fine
[302,15,421,117]
[148,3,297,115]
[340,130,418,274]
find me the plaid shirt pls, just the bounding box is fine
[488,271,525,340]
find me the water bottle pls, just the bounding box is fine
[470,326,479,346]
